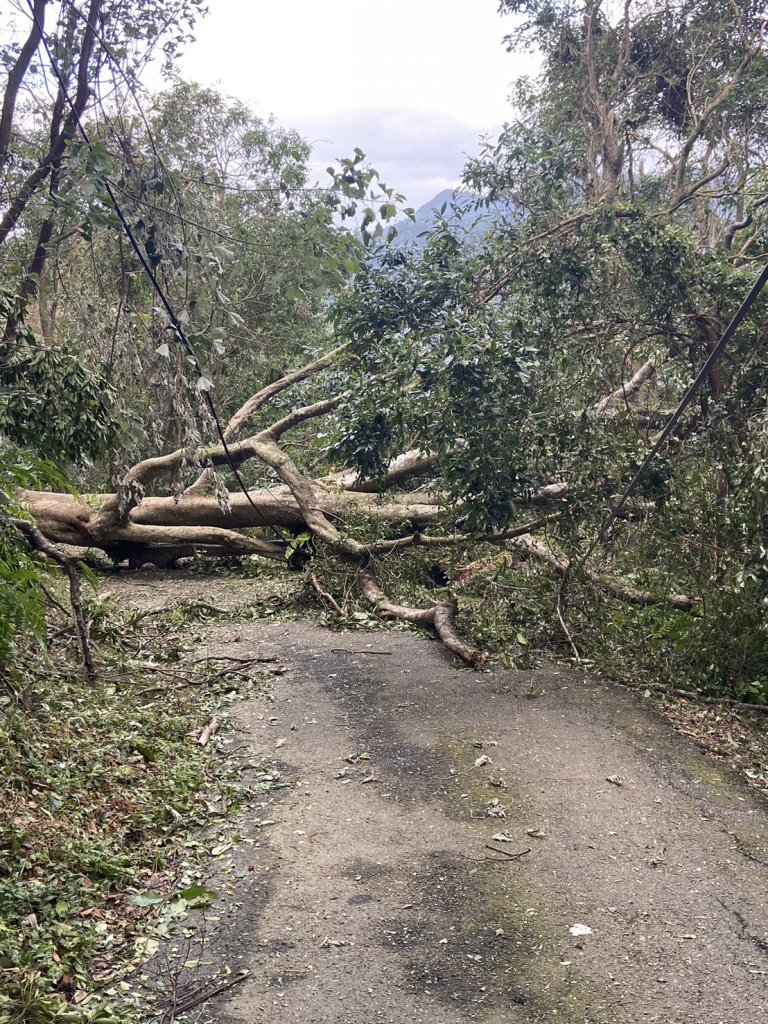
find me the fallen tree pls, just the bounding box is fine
[5,0,768,695]
[16,344,579,666]
[16,333,709,667]
[15,335,704,667]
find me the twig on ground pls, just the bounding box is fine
[130,600,231,622]
[622,679,768,714]
[331,648,393,656]
[39,582,71,618]
[485,844,532,860]
[196,716,220,747]
[162,969,250,1021]
[308,571,345,615]
[184,654,278,665]
[134,655,282,697]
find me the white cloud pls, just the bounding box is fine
[170,0,535,205]
[299,106,492,206]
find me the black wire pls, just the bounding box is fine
[580,256,768,568]
[25,0,288,542]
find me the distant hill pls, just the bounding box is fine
[388,189,490,249]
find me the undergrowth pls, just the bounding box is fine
[0,588,278,1024]
[305,539,768,704]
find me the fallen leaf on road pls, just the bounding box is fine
[486,799,506,818]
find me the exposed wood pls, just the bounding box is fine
[359,566,486,668]
[196,716,220,747]
[592,360,656,417]
[18,487,443,549]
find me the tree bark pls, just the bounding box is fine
[0,0,47,168]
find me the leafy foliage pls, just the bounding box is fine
[0,443,77,664]
[1,292,120,464]
[0,596,281,1023]
[327,0,768,697]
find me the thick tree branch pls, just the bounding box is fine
[358,566,486,667]
[0,0,102,247]
[266,397,340,442]
[19,487,443,547]
[0,0,47,167]
[508,533,696,610]
[724,194,768,251]
[222,343,348,442]
[592,359,656,417]
[110,523,286,560]
[338,450,438,492]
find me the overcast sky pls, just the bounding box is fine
[171,0,533,208]
[0,0,534,208]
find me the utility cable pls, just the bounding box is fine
[579,256,768,569]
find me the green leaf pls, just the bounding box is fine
[128,892,164,907]
[177,884,217,908]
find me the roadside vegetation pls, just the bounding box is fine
[0,578,294,1023]
[2,0,768,1017]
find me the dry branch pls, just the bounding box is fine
[11,518,95,678]
[508,534,696,610]
[308,572,345,615]
[196,716,220,747]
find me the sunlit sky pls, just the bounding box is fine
[169,0,533,207]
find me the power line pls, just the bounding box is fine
[580,256,768,568]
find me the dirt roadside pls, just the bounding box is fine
[147,611,768,1024]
